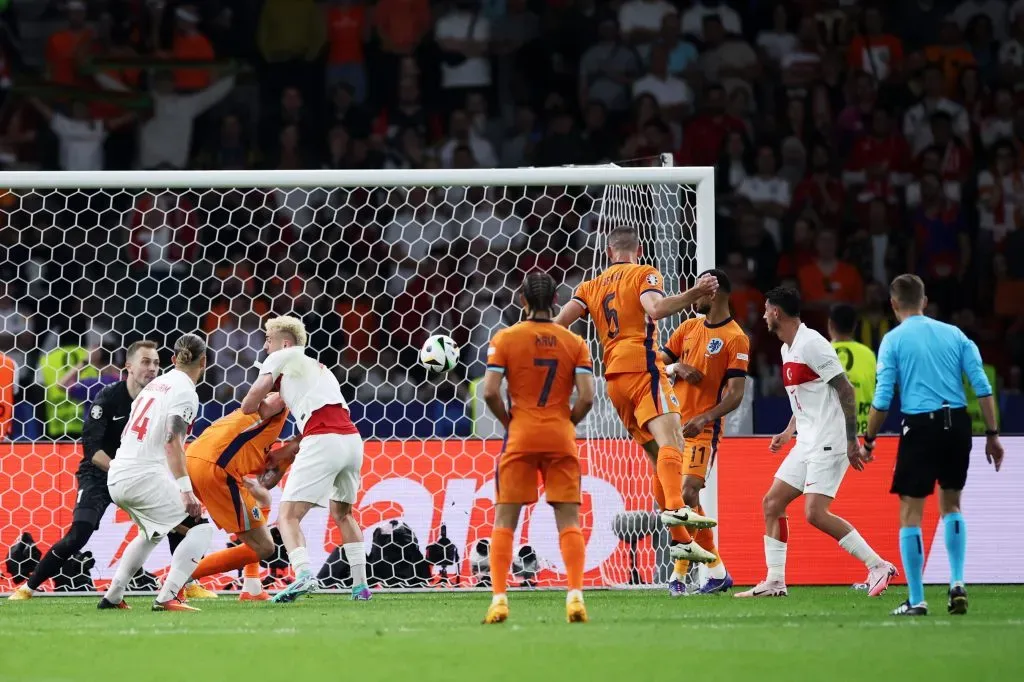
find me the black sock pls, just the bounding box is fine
[26,521,96,590]
[167,531,185,555]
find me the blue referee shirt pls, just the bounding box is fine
[872,315,992,415]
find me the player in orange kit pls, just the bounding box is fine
[482,271,596,624]
[184,395,300,600]
[555,226,720,564]
[661,268,749,596]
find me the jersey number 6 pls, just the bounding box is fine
[602,293,620,340]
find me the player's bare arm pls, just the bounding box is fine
[640,273,719,321]
[257,392,286,420]
[828,374,866,470]
[570,371,596,426]
[166,414,202,517]
[770,415,797,452]
[663,359,704,385]
[683,376,745,438]
[241,374,275,414]
[267,434,301,470]
[482,370,511,428]
[554,298,585,328]
[91,450,112,472]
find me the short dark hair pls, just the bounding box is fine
[126,340,158,362]
[890,273,926,309]
[829,304,857,335]
[765,286,801,318]
[607,225,640,252]
[699,268,732,294]
[521,271,557,313]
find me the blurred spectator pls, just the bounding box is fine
[756,4,798,68]
[846,6,904,83]
[619,0,676,48]
[646,12,698,77]
[780,15,824,91]
[844,106,910,189]
[258,0,327,102]
[906,145,963,209]
[893,0,952,52]
[374,0,432,57]
[207,296,263,403]
[681,0,742,41]
[632,43,694,120]
[373,77,440,145]
[776,215,817,282]
[38,332,99,439]
[957,66,987,138]
[925,20,976,95]
[999,10,1024,92]
[797,227,864,333]
[500,104,538,167]
[325,0,369,102]
[928,111,973,186]
[700,15,759,105]
[171,5,215,91]
[578,17,642,115]
[457,190,525,256]
[271,123,310,170]
[466,91,503,156]
[715,129,752,216]
[440,108,497,168]
[981,87,1016,149]
[903,63,970,155]
[28,97,133,172]
[965,14,999,85]
[328,83,372,139]
[196,112,259,170]
[777,136,807,188]
[977,140,1024,259]
[436,0,492,110]
[536,108,586,167]
[909,171,970,314]
[951,0,1008,42]
[46,0,92,86]
[677,84,745,166]
[491,0,540,112]
[856,280,895,351]
[736,143,790,247]
[735,209,778,292]
[724,250,765,331]
[792,143,844,222]
[127,190,199,279]
[0,283,32,386]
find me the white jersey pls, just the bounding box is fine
[108,368,199,482]
[259,346,348,432]
[781,323,847,447]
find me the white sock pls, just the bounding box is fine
[708,562,727,580]
[670,570,686,582]
[289,546,310,577]
[566,589,583,603]
[243,577,263,595]
[105,535,159,603]
[343,542,367,587]
[157,524,213,602]
[838,529,884,569]
[492,593,507,604]
[764,535,787,584]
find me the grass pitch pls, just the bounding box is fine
[2,586,1023,682]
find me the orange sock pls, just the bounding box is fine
[673,559,690,577]
[695,505,720,567]
[653,473,692,543]
[243,562,261,579]
[657,446,685,509]
[192,544,261,580]
[490,527,514,596]
[558,527,585,592]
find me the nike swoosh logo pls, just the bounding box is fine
[112,417,126,421]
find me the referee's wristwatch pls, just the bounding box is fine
[985,429,1000,437]
[863,435,876,452]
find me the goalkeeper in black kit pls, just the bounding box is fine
[8,340,216,601]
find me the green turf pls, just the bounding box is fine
[2,586,1023,682]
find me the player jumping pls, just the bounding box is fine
[482,272,595,624]
[240,316,370,603]
[183,397,300,601]
[735,288,896,598]
[555,225,720,564]
[101,334,213,612]
[660,268,748,595]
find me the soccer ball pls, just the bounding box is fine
[419,334,460,373]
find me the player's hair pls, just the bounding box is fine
[266,315,308,346]
[125,340,157,362]
[173,333,206,366]
[765,286,801,318]
[889,273,926,310]
[699,268,732,294]
[607,226,640,253]
[829,304,857,335]
[521,271,557,315]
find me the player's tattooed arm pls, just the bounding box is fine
[165,415,188,443]
[828,374,858,442]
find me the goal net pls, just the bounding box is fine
[0,166,713,595]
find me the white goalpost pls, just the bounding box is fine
[0,165,714,595]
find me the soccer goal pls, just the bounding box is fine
[0,163,713,595]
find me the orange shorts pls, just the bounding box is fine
[496,451,581,505]
[606,371,680,445]
[186,458,266,534]
[683,432,719,480]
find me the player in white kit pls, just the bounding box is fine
[735,288,896,598]
[240,316,370,603]
[100,334,214,612]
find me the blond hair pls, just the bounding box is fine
[266,315,308,346]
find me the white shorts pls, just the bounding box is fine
[108,473,187,541]
[774,440,849,498]
[281,433,364,506]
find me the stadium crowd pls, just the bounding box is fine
[0,0,1023,440]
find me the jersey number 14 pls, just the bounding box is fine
[123,397,155,441]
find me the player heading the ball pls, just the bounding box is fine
[482,271,595,624]
[102,333,214,613]
[555,226,719,562]
[241,315,371,603]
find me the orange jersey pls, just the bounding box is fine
[572,263,666,375]
[487,320,592,454]
[186,408,289,478]
[663,317,750,435]
[0,352,14,439]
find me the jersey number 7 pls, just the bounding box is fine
[533,359,559,407]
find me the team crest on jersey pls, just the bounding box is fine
[90,404,103,419]
[669,394,679,407]
[252,507,262,521]
[706,338,724,355]
[646,274,659,286]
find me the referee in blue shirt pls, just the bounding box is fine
[863,274,1003,617]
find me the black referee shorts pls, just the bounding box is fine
[891,407,973,498]
[72,469,113,530]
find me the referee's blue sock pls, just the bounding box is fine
[944,512,966,587]
[899,527,925,605]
